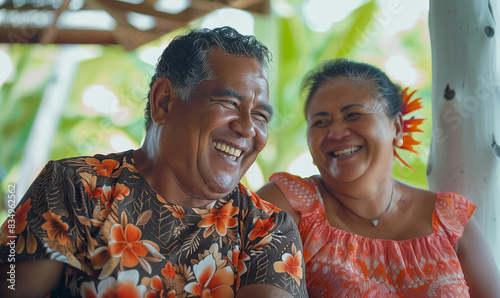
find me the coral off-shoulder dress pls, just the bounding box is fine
[271,172,474,297]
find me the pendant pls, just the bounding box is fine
[370,219,379,226]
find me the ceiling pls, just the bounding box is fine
[0,0,270,50]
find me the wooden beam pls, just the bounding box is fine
[37,0,71,44]
[0,28,118,45]
[191,0,269,14]
[85,0,211,23]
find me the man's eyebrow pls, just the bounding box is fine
[213,88,244,100]
[258,101,273,118]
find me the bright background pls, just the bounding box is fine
[0,0,432,222]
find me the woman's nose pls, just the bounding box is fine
[327,122,351,140]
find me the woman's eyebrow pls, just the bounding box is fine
[340,103,365,112]
[309,111,330,120]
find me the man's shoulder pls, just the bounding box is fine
[41,150,135,183]
[53,150,131,164]
[235,183,282,212]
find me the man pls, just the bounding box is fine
[0,27,307,297]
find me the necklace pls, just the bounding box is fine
[320,181,394,227]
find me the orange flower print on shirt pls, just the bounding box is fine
[81,172,104,199]
[85,158,120,177]
[273,243,303,286]
[41,210,73,246]
[161,262,176,279]
[108,223,148,268]
[231,246,250,289]
[80,281,98,298]
[198,201,238,237]
[242,184,279,215]
[184,254,235,298]
[81,270,147,298]
[101,183,130,217]
[166,205,186,219]
[0,198,31,245]
[144,275,164,298]
[248,217,275,241]
[90,246,120,279]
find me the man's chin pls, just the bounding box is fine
[203,175,240,198]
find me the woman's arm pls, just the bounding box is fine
[456,216,500,297]
[257,182,300,225]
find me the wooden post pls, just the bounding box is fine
[427,0,500,266]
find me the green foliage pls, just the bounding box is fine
[0,45,57,203]
[1,1,433,215]
[253,1,379,184]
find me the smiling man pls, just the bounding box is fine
[0,27,307,297]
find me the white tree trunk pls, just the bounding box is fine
[428,0,500,267]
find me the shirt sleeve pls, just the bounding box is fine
[0,160,94,276]
[270,172,320,215]
[238,189,308,297]
[433,192,476,246]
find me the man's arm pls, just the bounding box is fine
[0,259,64,298]
[236,284,293,298]
[456,216,500,297]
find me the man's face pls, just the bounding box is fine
[159,49,271,202]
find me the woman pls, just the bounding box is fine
[257,59,500,297]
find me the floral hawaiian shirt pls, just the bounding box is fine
[0,150,307,297]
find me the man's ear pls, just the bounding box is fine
[150,77,176,126]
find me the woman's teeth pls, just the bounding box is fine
[332,146,361,157]
[213,141,242,158]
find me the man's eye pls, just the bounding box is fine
[252,112,269,123]
[222,100,238,107]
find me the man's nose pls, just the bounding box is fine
[230,113,256,138]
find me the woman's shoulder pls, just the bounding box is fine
[419,190,476,243]
[265,172,322,214]
[433,191,476,222]
[268,172,320,200]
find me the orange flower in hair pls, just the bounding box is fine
[394,87,425,169]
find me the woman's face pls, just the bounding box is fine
[306,77,399,185]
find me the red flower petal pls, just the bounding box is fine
[395,88,425,169]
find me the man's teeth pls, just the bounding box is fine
[333,146,361,157]
[213,141,242,158]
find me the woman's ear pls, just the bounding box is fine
[150,77,176,126]
[393,112,404,145]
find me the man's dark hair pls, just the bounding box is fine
[144,26,272,131]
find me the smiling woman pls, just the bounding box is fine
[258,58,500,297]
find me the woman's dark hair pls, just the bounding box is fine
[302,58,403,118]
[144,26,272,131]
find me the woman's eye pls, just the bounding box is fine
[346,112,361,119]
[311,119,329,127]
